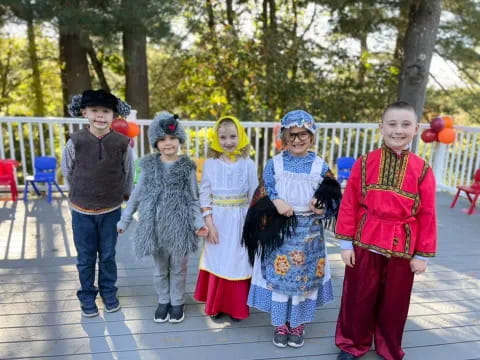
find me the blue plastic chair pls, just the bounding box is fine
[24,156,65,203]
[336,157,356,183]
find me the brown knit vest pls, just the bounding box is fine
[69,129,129,209]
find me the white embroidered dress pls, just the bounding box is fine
[199,158,258,280]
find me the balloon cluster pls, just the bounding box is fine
[111,117,140,138]
[421,116,456,144]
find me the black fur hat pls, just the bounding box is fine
[68,89,131,117]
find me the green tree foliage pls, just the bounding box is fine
[0,0,478,125]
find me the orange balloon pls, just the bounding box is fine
[125,122,140,137]
[442,116,454,128]
[437,128,456,144]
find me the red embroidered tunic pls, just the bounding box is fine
[335,146,437,259]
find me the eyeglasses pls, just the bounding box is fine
[287,130,311,142]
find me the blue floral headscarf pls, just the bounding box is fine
[280,110,316,134]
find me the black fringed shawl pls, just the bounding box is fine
[242,173,342,266]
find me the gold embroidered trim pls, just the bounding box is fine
[414,251,436,257]
[361,155,367,197]
[377,150,384,184]
[398,155,409,188]
[378,148,409,188]
[404,223,411,254]
[335,234,354,241]
[355,213,367,242]
[353,240,413,259]
[412,194,420,216]
[365,184,417,200]
[419,160,430,184]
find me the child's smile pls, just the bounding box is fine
[286,127,313,156]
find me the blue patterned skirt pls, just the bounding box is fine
[247,214,334,327]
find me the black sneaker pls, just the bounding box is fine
[229,315,242,322]
[154,303,170,323]
[272,324,289,348]
[169,304,185,323]
[210,312,223,320]
[81,303,99,318]
[104,298,121,313]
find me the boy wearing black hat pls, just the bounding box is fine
[61,89,134,317]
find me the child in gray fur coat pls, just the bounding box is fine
[117,111,208,323]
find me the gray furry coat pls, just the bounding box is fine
[133,153,198,258]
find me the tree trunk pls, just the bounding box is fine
[358,34,368,85]
[397,0,442,151]
[59,28,92,117]
[226,0,234,28]
[122,0,150,119]
[85,37,110,92]
[397,0,442,118]
[393,0,411,65]
[26,13,45,116]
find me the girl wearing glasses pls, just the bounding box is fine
[247,110,335,348]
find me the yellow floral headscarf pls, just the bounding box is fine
[208,115,250,160]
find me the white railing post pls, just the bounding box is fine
[127,109,137,122]
[432,142,448,190]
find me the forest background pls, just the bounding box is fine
[0,0,478,125]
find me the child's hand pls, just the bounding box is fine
[410,258,427,274]
[196,226,209,237]
[341,249,355,268]
[206,223,219,244]
[272,199,294,217]
[309,198,325,215]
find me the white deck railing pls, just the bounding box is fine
[1,116,479,193]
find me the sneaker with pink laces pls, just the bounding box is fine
[288,324,305,347]
[272,324,290,348]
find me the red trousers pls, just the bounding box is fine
[335,247,414,360]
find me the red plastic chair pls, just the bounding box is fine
[0,159,20,201]
[450,169,480,215]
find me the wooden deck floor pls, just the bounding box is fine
[0,192,479,360]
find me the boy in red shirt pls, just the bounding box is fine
[335,101,437,360]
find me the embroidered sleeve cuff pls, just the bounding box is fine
[414,251,436,257]
[335,233,354,241]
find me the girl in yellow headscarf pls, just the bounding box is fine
[194,116,258,321]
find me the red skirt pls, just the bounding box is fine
[194,270,251,319]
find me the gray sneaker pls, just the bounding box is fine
[272,324,289,348]
[287,324,305,347]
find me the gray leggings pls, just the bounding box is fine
[152,250,188,306]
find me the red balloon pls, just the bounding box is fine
[438,128,456,144]
[421,129,437,143]
[126,122,140,138]
[111,117,129,135]
[430,117,445,132]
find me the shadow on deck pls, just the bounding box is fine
[0,192,479,359]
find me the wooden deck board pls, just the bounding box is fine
[0,192,479,359]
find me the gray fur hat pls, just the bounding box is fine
[148,111,187,148]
